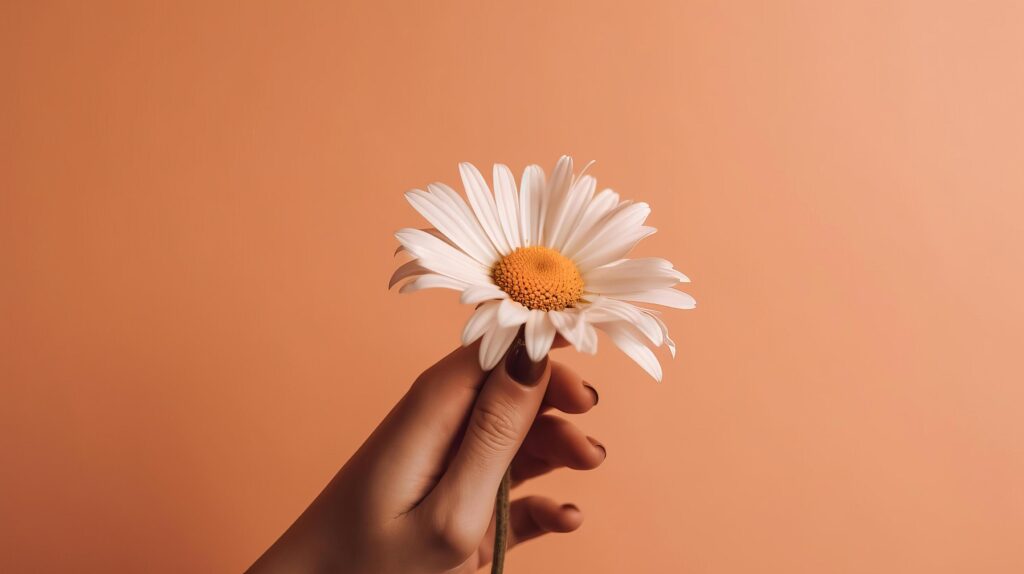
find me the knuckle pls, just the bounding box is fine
[422,509,477,565]
[469,398,521,453]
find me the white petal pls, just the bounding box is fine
[398,274,468,294]
[547,174,596,252]
[575,159,596,180]
[497,298,530,328]
[574,226,657,272]
[646,311,676,358]
[460,162,512,255]
[395,228,491,285]
[480,323,519,370]
[412,253,490,285]
[561,189,621,258]
[600,199,646,228]
[427,183,499,266]
[540,156,573,248]
[583,297,664,346]
[584,257,688,293]
[592,257,689,280]
[598,321,663,381]
[388,259,430,289]
[394,227,453,256]
[549,308,598,354]
[407,187,497,266]
[578,320,599,354]
[394,226,478,262]
[547,310,578,345]
[611,288,697,309]
[462,300,500,346]
[519,165,545,246]
[493,164,521,249]
[653,258,690,282]
[570,202,653,269]
[524,310,556,361]
[460,284,507,305]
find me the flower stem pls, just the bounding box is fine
[491,466,511,574]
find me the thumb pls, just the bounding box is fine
[417,339,549,560]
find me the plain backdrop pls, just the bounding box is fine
[3,1,1023,572]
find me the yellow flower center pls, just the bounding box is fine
[492,246,584,311]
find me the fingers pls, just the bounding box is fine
[361,346,595,520]
[385,343,488,453]
[382,340,582,459]
[511,414,607,486]
[519,361,602,486]
[419,340,550,556]
[508,496,584,547]
[343,343,488,515]
[477,497,583,565]
[542,361,598,414]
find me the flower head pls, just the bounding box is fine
[390,156,695,380]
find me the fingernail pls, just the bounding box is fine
[561,503,580,513]
[506,341,547,385]
[587,436,606,458]
[583,382,599,405]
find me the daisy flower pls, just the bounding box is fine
[389,156,694,381]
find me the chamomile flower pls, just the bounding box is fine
[390,156,694,380]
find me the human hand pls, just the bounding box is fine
[247,338,604,573]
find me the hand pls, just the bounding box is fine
[247,338,605,573]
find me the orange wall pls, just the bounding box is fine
[3,1,1023,572]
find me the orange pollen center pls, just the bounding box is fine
[491,246,584,311]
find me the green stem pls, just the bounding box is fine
[491,466,511,574]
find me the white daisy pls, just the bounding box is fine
[389,156,695,381]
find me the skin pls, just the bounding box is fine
[247,337,605,574]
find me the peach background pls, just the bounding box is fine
[3,1,1024,572]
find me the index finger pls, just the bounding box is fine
[542,361,598,414]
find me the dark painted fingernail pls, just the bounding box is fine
[587,436,606,458]
[561,503,580,513]
[506,341,547,385]
[583,382,599,405]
